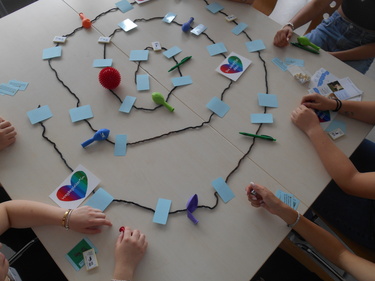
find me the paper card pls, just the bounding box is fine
[69,105,93,122]
[206,42,227,56]
[42,46,62,60]
[206,97,230,118]
[136,74,150,91]
[152,41,162,51]
[84,187,114,211]
[163,12,176,23]
[0,83,18,96]
[215,52,252,81]
[130,50,149,61]
[231,22,248,35]
[27,105,53,124]
[250,113,273,123]
[172,76,192,87]
[163,46,182,58]
[114,134,127,156]
[191,24,207,36]
[285,57,304,67]
[66,238,98,271]
[8,80,28,91]
[50,165,100,209]
[135,0,151,4]
[212,177,235,203]
[308,77,363,100]
[53,36,67,43]
[98,36,111,44]
[83,248,98,270]
[118,19,137,32]
[93,59,113,68]
[246,40,266,52]
[324,119,346,134]
[119,96,136,113]
[257,93,278,108]
[153,198,172,225]
[206,2,224,14]
[115,0,134,13]
[272,57,288,71]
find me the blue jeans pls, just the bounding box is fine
[312,139,375,250]
[305,11,375,74]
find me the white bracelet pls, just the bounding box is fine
[282,22,295,31]
[287,211,300,228]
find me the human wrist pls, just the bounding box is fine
[113,264,134,281]
[281,22,295,31]
[277,204,299,226]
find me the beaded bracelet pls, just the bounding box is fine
[287,211,301,228]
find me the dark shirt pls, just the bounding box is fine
[341,0,375,30]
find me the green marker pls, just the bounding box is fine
[168,56,192,72]
[152,92,174,112]
[239,132,276,141]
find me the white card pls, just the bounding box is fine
[215,52,252,81]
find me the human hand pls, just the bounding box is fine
[68,206,112,234]
[113,226,148,280]
[0,117,16,151]
[0,244,9,281]
[273,26,293,47]
[290,105,321,136]
[301,93,336,111]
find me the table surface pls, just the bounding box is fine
[1,0,375,280]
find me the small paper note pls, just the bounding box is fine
[114,134,127,156]
[130,50,149,61]
[136,74,150,91]
[118,19,137,32]
[27,105,53,124]
[206,97,230,118]
[172,76,192,87]
[153,198,172,225]
[93,59,113,68]
[232,22,248,35]
[42,46,62,60]
[246,40,266,52]
[212,177,235,203]
[115,0,134,13]
[206,42,227,56]
[163,46,182,58]
[69,105,93,123]
[206,2,224,14]
[84,187,114,211]
[257,93,278,108]
[163,12,176,23]
[119,96,136,113]
[250,113,273,123]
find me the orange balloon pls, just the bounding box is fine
[79,13,92,29]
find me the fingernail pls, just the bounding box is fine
[119,226,125,232]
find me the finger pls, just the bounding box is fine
[132,229,141,239]
[124,226,132,237]
[117,229,125,244]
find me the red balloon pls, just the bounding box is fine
[99,67,121,89]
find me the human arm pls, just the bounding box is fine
[291,104,375,198]
[0,200,112,235]
[246,183,375,280]
[273,0,337,47]
[113,226,148,281]
[227,0,254,4]
[329,42,375,62]
[0,117,16,151]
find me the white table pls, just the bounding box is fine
[1,0,374,280]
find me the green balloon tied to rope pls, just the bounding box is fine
[152,92,175,112]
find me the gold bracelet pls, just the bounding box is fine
[62,209,72,230]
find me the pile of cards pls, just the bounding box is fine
[276,190,300,210]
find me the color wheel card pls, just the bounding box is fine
[215,52,251,81]
[49,165,100,209]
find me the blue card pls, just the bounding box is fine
[130,50,149,61]
[27,105,53,124]
[9,80,28,91]
[119,96,136,113]
[118,19,137,32]
[232,22,248,35]
[246,40,266,52]
[0,83,18,96]
[115,0,134,13]
[162,12,176,23]
[206,42,227,56]
[212,177,235,203]
[251,113,273,123]
[285,57,304,67]
[206,2,224,14]
[163,46,182,59]
[93,59,113,68]
[42,46,62,60]
[114,134,127,156]
[206,97,230,118]
[257,93,278,108]
[153,198,172,225]
[136,74,150,91]
[85,187,114,211]
[272,57,288,71]
[325,120,347,134]
[172,76,192,87]
[69,105,93,123]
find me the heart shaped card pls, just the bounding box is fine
[49,164,100,209]
[215,52,252,81]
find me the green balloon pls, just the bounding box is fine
[152,92,174,112]
[297,36,320,51]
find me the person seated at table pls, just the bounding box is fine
[291,93,375,250]
[246,182,375,281]
[0,117,16,151]
[273,0,375,74]
[0,200,147,281]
